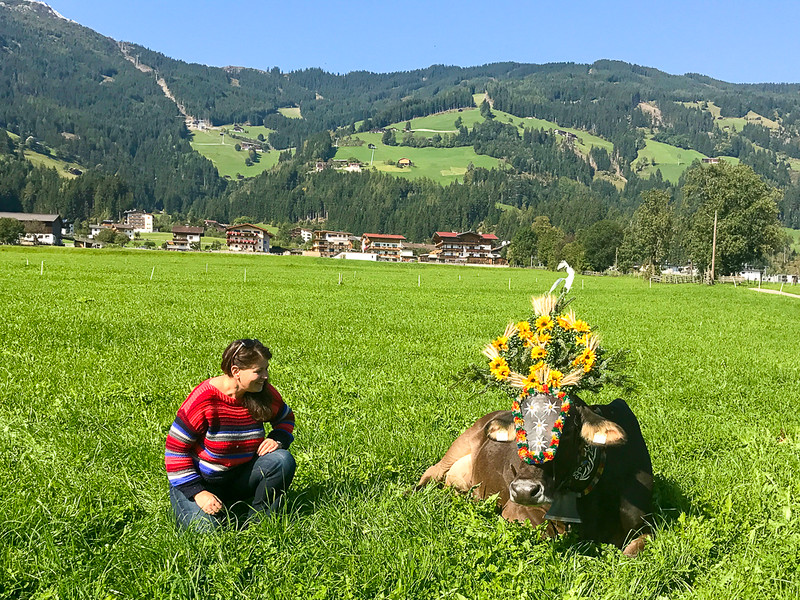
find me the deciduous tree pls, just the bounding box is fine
[683,162,783,276]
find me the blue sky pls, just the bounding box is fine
[45,0,800,83]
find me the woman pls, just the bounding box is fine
[165,339,296,530]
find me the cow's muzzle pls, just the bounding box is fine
[508,477,550,505]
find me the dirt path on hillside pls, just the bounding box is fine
[750,287,800,299]
[117,42,196,127]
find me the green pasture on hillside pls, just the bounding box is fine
[634,138,739,184]
[334,132,502,182]
[7,131,85,178]
[2,247,799,598]
[190,129,281,179]
[223,125,275,141]
[277,106,302,119]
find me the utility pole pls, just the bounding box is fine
[710,210,718,284]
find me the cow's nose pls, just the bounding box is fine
[509,479,547,505]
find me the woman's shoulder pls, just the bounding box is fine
[183,379,224,407]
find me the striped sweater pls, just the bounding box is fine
[165,380,295,498]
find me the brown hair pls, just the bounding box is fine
[221,339,274,422]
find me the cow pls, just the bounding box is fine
[416,395,653,557]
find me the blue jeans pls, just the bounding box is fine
[169,449,296,531]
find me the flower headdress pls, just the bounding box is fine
[479,292,621,465]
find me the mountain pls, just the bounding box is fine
[1,0,799,236]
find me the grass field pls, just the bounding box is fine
[334,132,503,183]
[2,247,799,598]
[6,131,85,178]
[633,139,739,184]
[277,107,302,119]
[189,129,281,179]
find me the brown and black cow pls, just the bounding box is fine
[416,395,653,557]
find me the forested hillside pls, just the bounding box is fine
[1,0,800,249]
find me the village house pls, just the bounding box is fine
[168,226,204,251]
[89,222,135,240]
[423,231,505,265]
[203,219,228,233]
[0,212,63,245]
[290,227,313,243]
[226,223,272,253]
[397,157,413,168]
[360,233,406,262]
[124,210,154,233]
[311,230,352,257]
[702,157,720,164]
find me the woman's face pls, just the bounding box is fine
[235,357,269,393]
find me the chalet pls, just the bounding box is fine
[702,157,720,164]
[290,227,313,243]
[360,233,406,262]
[233,125,244,132]
[124,210,154,233]
[311,230,352,257]
[0,212,63,245]
[203,219,228,232]
[423,231,505,265]
[554,129,579,141]
[397,158,413,168]
[344,162,362,172]
[226,223,272,253]
[168,226,204,251]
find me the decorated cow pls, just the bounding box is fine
[416,291,653,557]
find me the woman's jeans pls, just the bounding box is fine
[169,449,296,531]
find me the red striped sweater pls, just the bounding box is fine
[165,380,295,498]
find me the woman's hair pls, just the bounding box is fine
[221,339,274,422]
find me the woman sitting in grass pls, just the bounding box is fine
[165,339,296,530]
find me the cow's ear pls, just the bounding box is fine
[485,415,515,443]
[576,405,627,446]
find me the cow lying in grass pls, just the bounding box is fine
[416,396,653,557]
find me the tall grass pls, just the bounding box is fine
[1,247,798,599]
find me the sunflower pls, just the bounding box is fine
[534,332,552,345]
[547,369,564,389]
[530,346,547,361]
[556,310,576,331]
[573,320,591,333]
[489,356,510,380]
[535,315,554,332]
[492,335,509,352]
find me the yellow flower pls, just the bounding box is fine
[577,333,591,346]
[534,332,552,345]
[535,315,554,332]
[529,361,545,375]
[557,316,573,331]
[517,320,531,336]
[492,336,509,352]
[489,356,510,380]
[571,347,596,373]
[573,320,591,333]
[530,346,547,361]
[547,369,564,389]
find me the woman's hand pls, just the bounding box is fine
[194,490,223,514]
[257,438,281,456]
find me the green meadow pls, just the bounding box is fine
[1,247,799,598]
[334,132,503,182]
[189,129,281,179]
[6,131,85,179]
[633,139,739,184]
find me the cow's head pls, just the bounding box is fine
[485,394,627,506]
